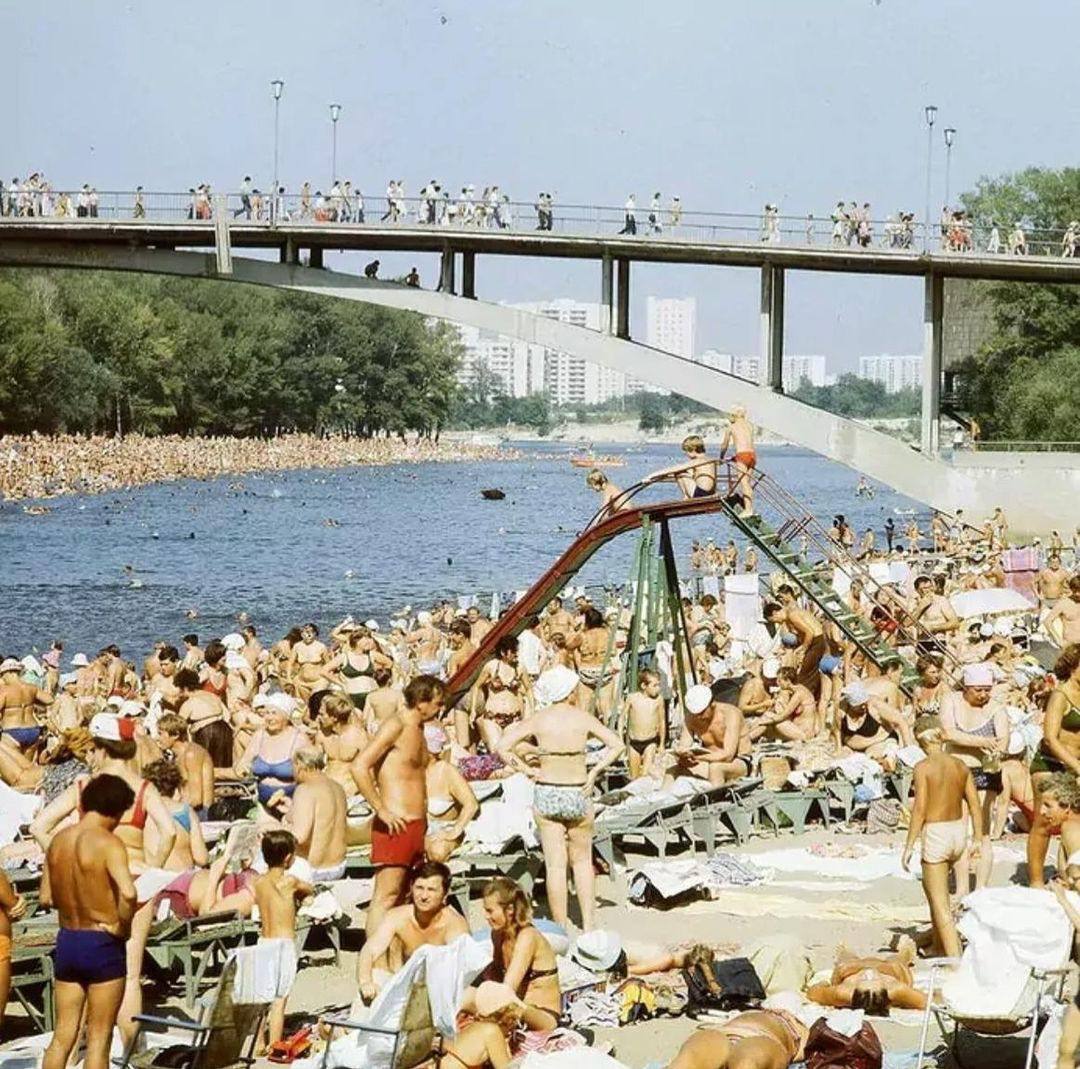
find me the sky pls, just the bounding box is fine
[6,0,1077,370]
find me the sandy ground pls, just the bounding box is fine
[273,825,1036,1068]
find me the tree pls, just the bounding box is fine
[638,393,669,433]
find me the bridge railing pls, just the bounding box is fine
[0,188,1076,259]
[969,440,1080,452]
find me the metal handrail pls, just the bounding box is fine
[970,440,1080,452]
[1,187,1077,258]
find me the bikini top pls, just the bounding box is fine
[201,672,227,699]
[173,804,192,833]
[966,715,998,739]
[428,796,455,817]
[341,653,373,680]
[80,778,149,830]
[842,711,881,742]
[251,731,301,782]
[1054,691,1080,732]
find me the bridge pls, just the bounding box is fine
[2,205,1079,533]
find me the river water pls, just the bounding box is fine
[2,444,924,657]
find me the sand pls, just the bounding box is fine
[280,826,1036,1068]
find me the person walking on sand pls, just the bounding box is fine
[902,715,986,959]
[719,405,757,517]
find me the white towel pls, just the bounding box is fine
[943,885,1073,1016]
[231,938,297,1004]
[0,781,41,847]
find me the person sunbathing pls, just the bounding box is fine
[667,1009,807,1069]
[805,938,927,1013]
[441,982,523,1069]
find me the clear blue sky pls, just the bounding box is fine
[7,0,1075,368]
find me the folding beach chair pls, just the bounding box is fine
[915,961,1072,1069]
[320,967,436,1069]
[145,911,248,1008]
[119,957,268,1069]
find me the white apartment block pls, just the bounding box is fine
[633,296,697,396]
[784,354,828,388]
[858,354,922,393]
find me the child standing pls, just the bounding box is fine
[254,831,313,1052]
[622,669,666,779]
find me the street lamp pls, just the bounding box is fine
[923,105,937,251]
[329,103,342,187]
[943,127,956,210]
[271,79,284,223]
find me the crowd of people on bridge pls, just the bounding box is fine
[4,408,1080,1068]
[5,168,1080,260]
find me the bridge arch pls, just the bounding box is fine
[0,241,1031,521]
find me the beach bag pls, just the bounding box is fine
[804,1018,883,1069]
[683,956,765,1014]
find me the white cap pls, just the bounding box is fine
[534,666,579,707]
[262,692,299,716]
[59,672,78,688]
[416,611,433,626]
[89,713,124,741]
[224,650,248,671]
[390,619,407,632]
[761,657,781,680]
[842,681,870,706]
[106,694,126,709]
[685,684,713,715]
[363,619,380,632]
[221,633,245,650]
[70,653,90,667]
[963,663,995,687]
[118,700,145,719]
[570,929,623,971]
[978,622,995,638]
[0,658,22,673]
[21,656,43,676]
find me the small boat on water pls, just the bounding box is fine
[480,488,506,500]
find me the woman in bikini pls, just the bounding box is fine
[497,666,623,930]
[0,658,52,754]
[442,981,522,1069]
[234,696,306,813]
[175,666,234,770]
[668,1009,808,1069]
[1028,645,1080,886]
[573,606,615,718]
[476,663,523,752]
[463,877,561,1032]
[289,622,331,698]
[333,627,391,710]
[753,667,819,742]
[912,654,948,716]
[423,724,479,862]
[806,937,927,1012]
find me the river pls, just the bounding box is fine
[1,444,924,657]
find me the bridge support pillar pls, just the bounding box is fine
[439,247,456,295]
[461,252,475,299]
[759,264,785,392]
[922,272,943,456]
[309,247,324,269]
[601,254,614,334]
[616,257,630,340]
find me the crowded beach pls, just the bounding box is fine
[0,435,517,503]
[3,416,1080,1069]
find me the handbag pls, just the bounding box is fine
[804,1018,883,1069]
[683,956,766,1013]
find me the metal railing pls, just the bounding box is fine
[1,187,1079,259]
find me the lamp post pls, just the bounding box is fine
[271,79,284,223]
[329,103,342,187]
[923,104,937,251]
[943,127,956,210]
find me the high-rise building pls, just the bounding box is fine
[697,349,735,373]
[633,297,696,396]
[858,354,922,393]
[783,354,828,389]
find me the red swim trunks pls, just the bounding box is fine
[371,817,427,868]
[734,451,757,469]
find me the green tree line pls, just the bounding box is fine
[954,167,1080,441]
[0,270,462,437]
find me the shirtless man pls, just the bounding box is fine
[145,645,182,711]
[286,749,347,882]
[445,619,476,679]
[49,674,81,735]
[356,861,469,1002]
[1038,553,1072,614]
[862,660,906,720]
[902,716,985,958]
[180,633,203,671]
[541,599,575,644]
[719,404,757,517]
[353,675,444,936]
[739,659,779,718]
[622,669,666,778]
[315,693,367,794]
[911,575,961,652]
[467,606,493,646]
[1046,577,1080,647]
[764,593,827,698]
[806,937,927,1012]
[675,683,751,786]
[242,625,264,672]
[156,713,214,815]
[41,774,138,1069]
[0,657,52,750]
